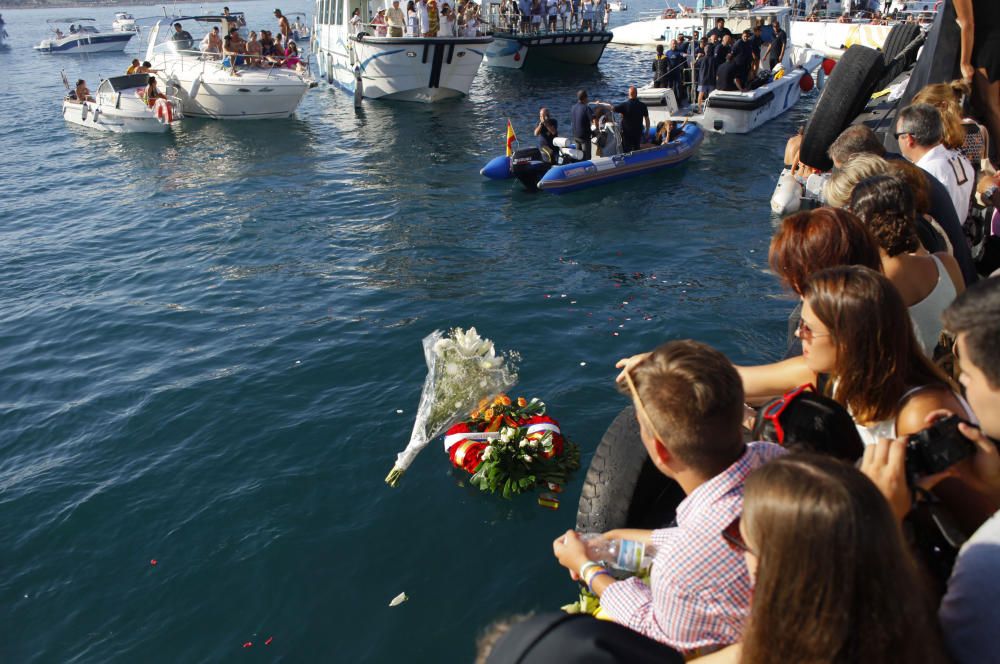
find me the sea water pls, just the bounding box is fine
[0,2,815,661]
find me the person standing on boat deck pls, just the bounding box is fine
[553,341,786,655]
[74,79,92,103]
[705,17,731,42]
[716,53,745,92]
[666,39,687,104]
[438,4,456,36]
[750,24,763,78]
[415,0,431,36]
[170,22,194,51]
[652,44,670,88]
[897,103,975,226]
[387,0,406,36]
[696,35,718,111]
[547,0,559,31]
[609,86,650,153]
[535,107,559,150]
[274,9,292,41]
[732,30,754,83]
[763,19,786,70]
[405,2,418,36]
[571,89,595,161]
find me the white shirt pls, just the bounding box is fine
[417,1,430,33]
[917,143,974,223]
[439,16,455,35]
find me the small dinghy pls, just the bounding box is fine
[63,74,183,134]
[482,123,703,194]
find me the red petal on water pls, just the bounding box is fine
[265,637,273,646]
[243,642,253,648]
[150,559,157,566]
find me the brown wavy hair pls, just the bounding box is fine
[849,174,920,257]
[913,79,970,151]
[887,159,932,216]
[802,266,952,422]
[768,207,882,295]
[741,454,948,664]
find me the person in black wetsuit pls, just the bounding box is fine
[652,43,670,88]
[571,89,594,160]
[534,107,558,150]
[612,86,650,153]
[716,53,744,92]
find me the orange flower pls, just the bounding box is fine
[500,396,512,406]
[484,408,494,420]
[493,395,505,406]
[478,397,491,410]
[517,397,527,407]
[471,410,481,419]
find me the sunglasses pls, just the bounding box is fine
[722,516,754,555]
[894,130,911,139]
[620,361,667,445]
[795,318,830,341]
[760,383,815,445]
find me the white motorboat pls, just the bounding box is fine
[635,7,825,135]
[35,18,134,54]
[611,0,723,47]
[789,18,894,58]
[313,0,493,102]
[62,73,183,133]
[112,12,141,34]
[608,2,628,12]
[145,15,315,120]
[289,12,312,42]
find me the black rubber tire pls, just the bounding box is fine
[799,45,885,172]
[876,22,923,90]
[575,407,685,533]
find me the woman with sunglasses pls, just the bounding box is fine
[849,174,965,355]
[737,266,969,446]
[695,454,948,664]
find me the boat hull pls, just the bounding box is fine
[62,100,174,133]
[35,32,133,53]
[610,16,702,47]
[536,124,703,194]
[484,31,612,68]
[152,61,310,119]
[315,29,492,103]
[789,20,893,59]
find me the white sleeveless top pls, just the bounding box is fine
[908,254,958,355]
[855,386,974,447]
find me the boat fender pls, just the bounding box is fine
[773,65,785,80]
[154,98,173,124]
[821,58,836,76]
[798,45,884,172]
[770,168,802,216]
[480,154,513,180]
[189,74,202,100]
[353,65,363,108]
[81,102,88,121]
[799,73,814,92]
[575,406,685,533]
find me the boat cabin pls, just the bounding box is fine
[316,0,369,31]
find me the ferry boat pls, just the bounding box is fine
[481,8,613,68]
[145,15,314,120]
[34,18,134,54]
[313,0,493,102]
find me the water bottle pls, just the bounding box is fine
[581,534,657,573]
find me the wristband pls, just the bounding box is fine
[583,564,607,586]
[587,570,613,592]
[579,561,602,580]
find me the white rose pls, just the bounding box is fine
[522,454,533,463]
[483,446,493,460]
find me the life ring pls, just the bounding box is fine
[575,406,685,533]
[154,98,173,124]
[798,45,884,171]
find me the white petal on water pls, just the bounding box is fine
[389,592,408,607]
[580,362,587,366]
[396,409,404,414]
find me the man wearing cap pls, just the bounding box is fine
[387,0,406,36]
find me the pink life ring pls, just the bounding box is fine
[154,98,173,124]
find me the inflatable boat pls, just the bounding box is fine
[480,123,704,194]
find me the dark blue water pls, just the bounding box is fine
[0,2,815,661]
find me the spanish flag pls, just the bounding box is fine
[505,120,517,157]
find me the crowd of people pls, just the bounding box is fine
[351,0,484,38]
[166,9,305,76]
[649,17,787,112]
[474,56,1000,664]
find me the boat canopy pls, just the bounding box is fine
[106,74,150,91]
[46,17,96,23]
[154,12,246,25]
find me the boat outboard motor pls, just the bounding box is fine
[511,147,552,192]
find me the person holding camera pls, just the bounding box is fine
[862,277,1000,664]
[534,107,558,151]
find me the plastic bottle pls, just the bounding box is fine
[581,534,657,573]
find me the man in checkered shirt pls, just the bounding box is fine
[553,340,785,655]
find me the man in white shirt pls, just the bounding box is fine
[417,0,431,36]
[386,0,406,36]
[896,102,974,224]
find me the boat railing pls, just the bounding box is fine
[481,2,609,35]
[150,41,312,79]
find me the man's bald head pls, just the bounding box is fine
[628,85,637,99]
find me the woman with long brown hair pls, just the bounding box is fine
[695,454,950,664]
[735,266,969,445]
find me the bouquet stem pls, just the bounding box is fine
[385,466,406,488]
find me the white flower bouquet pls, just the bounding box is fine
[385,327,518,487]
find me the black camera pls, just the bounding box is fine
[904,415,976,485]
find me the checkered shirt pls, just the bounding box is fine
[599,441,786,653]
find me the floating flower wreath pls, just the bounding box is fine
[444,395,580,499]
